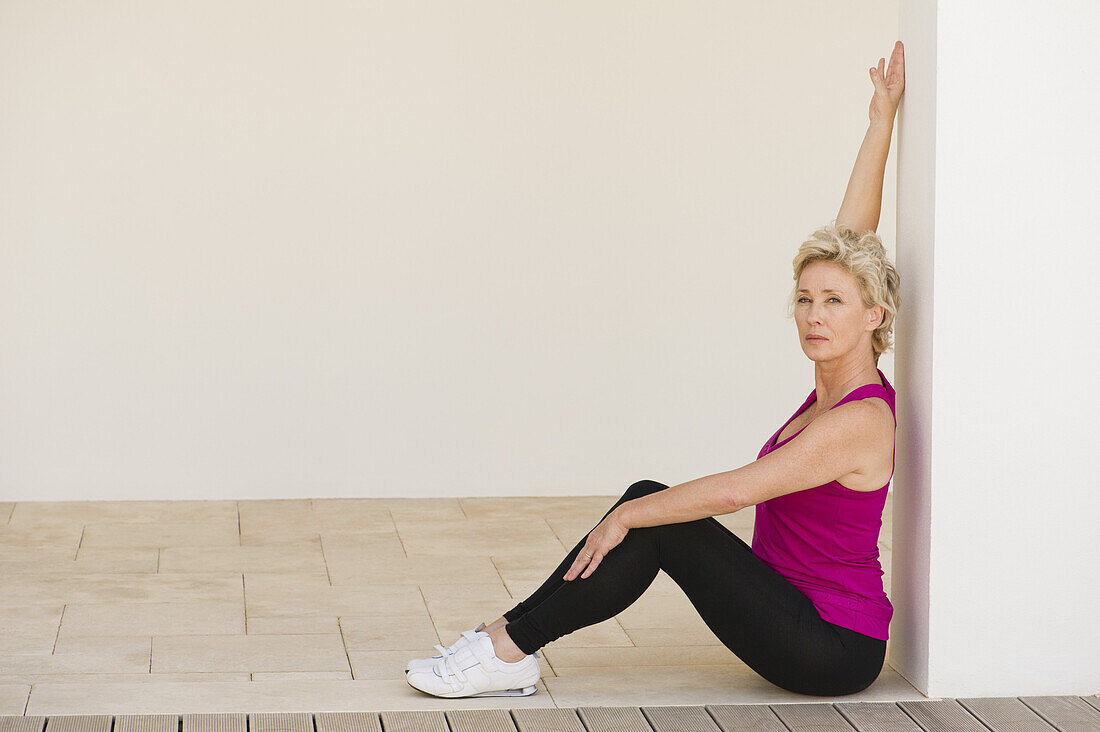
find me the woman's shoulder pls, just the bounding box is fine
[826,391,896,457]
[832,393,894,426]
[838,372,895,421]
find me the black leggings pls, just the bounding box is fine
[502,480,887,697]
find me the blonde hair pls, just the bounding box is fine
[787,222,901,364]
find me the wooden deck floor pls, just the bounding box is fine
[3,697,1099,732]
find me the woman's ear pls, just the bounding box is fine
[868,305,884,330]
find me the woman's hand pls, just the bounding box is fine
[868,40,905,124]
[563,509,629,580]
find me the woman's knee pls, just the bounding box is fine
[621,479,669,502]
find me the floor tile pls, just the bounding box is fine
[613,592,711,630]
[245,616,342,635]
[340,615,440,652]
[542,646,736,669]
[0,546,77,564]
[52,635,151,657]
[713,506,757,530]
[0,673,250,685]
[0,524,84,553]
[71,549,160,574]
[458,496,616,522]
[0,607,64,653]
[317,537,409,570]
[0,683,30,715]
[418,584,513,607]
[544,519,597,550]
[325,556,501,586]
[487,554,575,600]
[421,595,515,636]
[393,517,564,558]
[240,500,397,545]
[0,574,244,607]
[151,634,349,674]
[159,544,329,576]
[309,501,401,535]
[312,498,466,524]
[244,575,426,618]
[250,671,352,681]
[540,620,634,649]
[624,626,722,647]
[8,501,237,526]
[81,521,240,549]
[58,601,245,637]
[0,647,149,675]
[347,651,423,680]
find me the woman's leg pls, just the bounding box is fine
[499,480,667,626]
[501,481,886,696]
[650,513,886,696]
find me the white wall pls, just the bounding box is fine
[892,0,936,698]
[0,1,898,501]
[896,0,1100,697]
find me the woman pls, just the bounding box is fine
[406,40,906,699]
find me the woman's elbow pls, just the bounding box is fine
[718,481,745,515]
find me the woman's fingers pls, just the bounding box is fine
[580,553,604,580]
[870,64,884,90]
[887,42,905,87]
[565,541,607,580]
[564,551,588,581]
[565,543,597,580]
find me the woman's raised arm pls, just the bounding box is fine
[835,41,906,235]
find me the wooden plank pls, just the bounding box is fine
[769,703,855,730]
[897,700,987,732]
[248,715,312,732]
[1083,697,1100,714]
[957,697,1057,731]
[115,717,178,732]
[315,712,382,732]
[511,708,586,732]
[643,706,721,731]
[0,719,47,732]
[182,716,247,732]
[45,717,113,732]
[1020,697,1100,731]
[445,709,517,732]
[705,705,787,732]
[578,707,654,732]
[835,702,922,731]
[377,712,448,732]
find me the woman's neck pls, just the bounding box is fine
[812,357,879,411]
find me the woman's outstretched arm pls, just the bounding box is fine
[835,41,906,235]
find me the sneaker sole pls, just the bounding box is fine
[405,676,539,698]
[468,685,538,698]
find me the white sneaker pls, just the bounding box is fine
[404,623,486,674]
[405,632,540,698]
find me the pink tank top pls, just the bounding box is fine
[751,367,895,641]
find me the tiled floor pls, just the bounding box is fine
[0,494,919,715]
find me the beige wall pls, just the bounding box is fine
[0,1,899,500]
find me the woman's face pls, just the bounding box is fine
[795,260,883,363]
